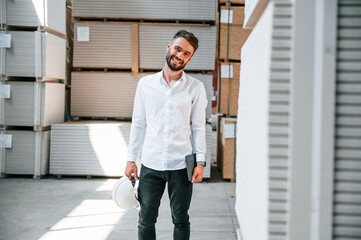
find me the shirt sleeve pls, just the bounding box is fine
[191,82,208,163]
[127,79,146,162]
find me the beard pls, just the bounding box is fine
[165,51,188,71]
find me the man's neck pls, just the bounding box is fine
[162,64,183,83]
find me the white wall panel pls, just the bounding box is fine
[236,3,273,240]
[236,2,292,239]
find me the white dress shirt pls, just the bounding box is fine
[127,70,208,171]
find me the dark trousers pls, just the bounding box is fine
[138,164,193,240]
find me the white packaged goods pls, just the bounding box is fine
[5,31,66,79]
[70,72,139,118]
[6,0,66,34]
[190,124,212,178]
[0,0,6,26]
[139,25,216,71]
[50,122,211,178]
[0,82,65,127]
[204,124,212,178]
[50,122,140,177]
[73,0,216,21]
[73,23,132,69]
[0,130,50,176]
[71,72,213,119]
[189,74,213,119]
[73,23,216,71]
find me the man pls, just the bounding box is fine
[125,30,208,240]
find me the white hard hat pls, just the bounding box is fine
[112,176,140,210]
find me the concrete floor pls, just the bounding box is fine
[0,166,238,240]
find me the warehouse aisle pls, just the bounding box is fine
[0,166,238,240]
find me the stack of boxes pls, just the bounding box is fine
[49,0,216,178]
[217,117,237,180]
[217,0,251,181]
[0,0,66,179]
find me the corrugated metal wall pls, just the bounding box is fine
[268,2,292,239]
[333,0,361,239]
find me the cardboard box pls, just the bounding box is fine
[219,25,251,61]
[217,117,237,180]
[220,6,245,25]
[219,6,251,61]
[219,62,240,116]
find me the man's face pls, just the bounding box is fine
[166,37,195,71]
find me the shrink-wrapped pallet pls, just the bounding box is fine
[71,72,213,119]
[50,121,140,177]
[73,0,216,21]
[189,74,213,119]
[70,72,139,118]
[139,25,216,71]
[0,0,6,27]
[6,0,65,34]
[5,31,66,79]
[0,81,65,127]
[73,22,132,69]
[0,130,50,178]
[204,124,213,178]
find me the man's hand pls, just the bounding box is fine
[125,161,139,180]
[191,165,204,183]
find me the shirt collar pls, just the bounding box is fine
[160,70,187,86]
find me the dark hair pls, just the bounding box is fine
[172,30,199,53]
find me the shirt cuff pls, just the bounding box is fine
[196,153,205,163]
[127,153,137,162]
